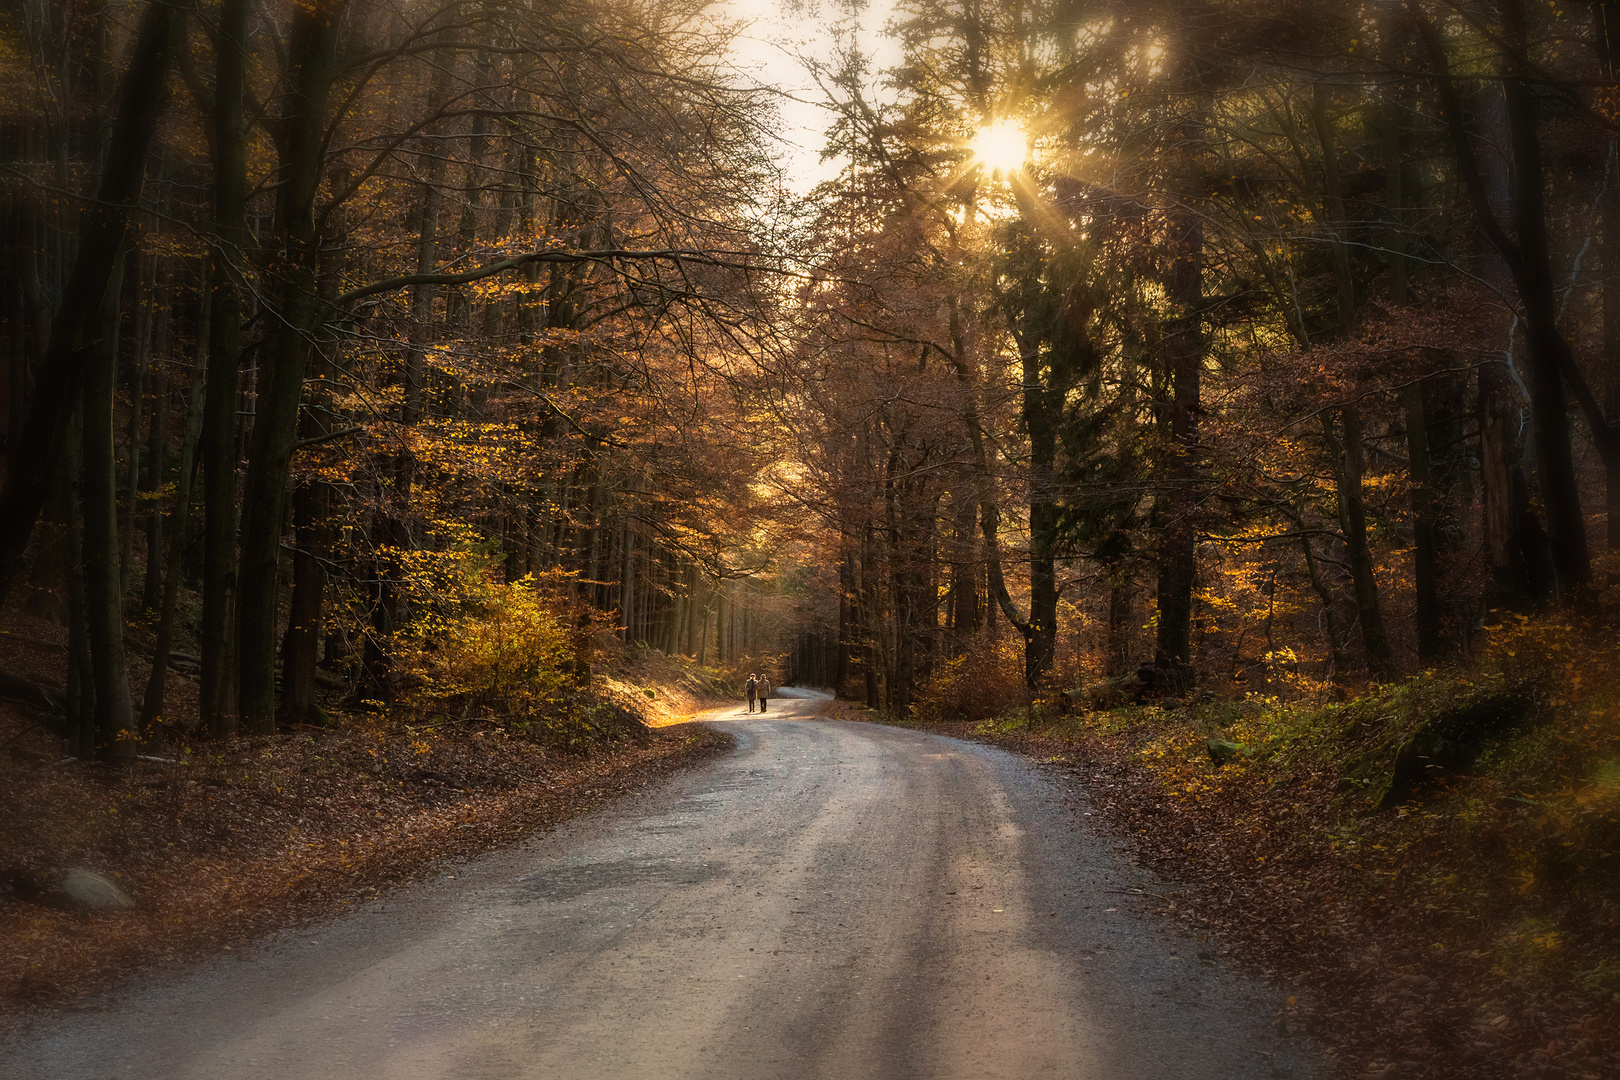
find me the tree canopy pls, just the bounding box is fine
[1,0,1617,747]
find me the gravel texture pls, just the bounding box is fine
[2,690,1316,1079]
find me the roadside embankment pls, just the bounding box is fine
[0,662,732,1018]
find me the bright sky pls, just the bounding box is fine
[716,0,901,194]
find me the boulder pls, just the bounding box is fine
[1372,691,1530,812]
[1207,738,1249,767]
[1089,665,1159,710]
[57,868,134,911]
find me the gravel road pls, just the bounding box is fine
[4,690,1316,1079]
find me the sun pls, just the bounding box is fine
[970,120,1026,174]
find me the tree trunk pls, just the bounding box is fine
[235,0,345,734]
[1608,138,1620,559]
[201,0,250,738]
[1479,360,1543,607]
[1323,407,1396,681]
[685,567,700,657]
[1403,384,1444,660]
[140,274,208,729]
[139,304,167,615]
[619,522,637,642]
[82,270,136,758]
[836,550,853,693]
[278,342,333,725]
[60,412,96,757]
[1501,51,1590,594]
[0,0,186,606]
[1299,527,1350,694]
[122,255,153,580]
[1419,2,1592,595]
[1153,203,1201,694]
[1600,2,1620,559]
[278,483,328,725]
[1106,567,1133,677]
[1385,65,1446,657]
[359,549,397,710]
[1012,326,1060,692]
[859,536,881,709]
[403,44,452,425]
[716,585,728,663]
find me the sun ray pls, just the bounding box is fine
[970,120,1027,173]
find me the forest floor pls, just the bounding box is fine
[863,623,1620,1080]
[0,618,736,1021]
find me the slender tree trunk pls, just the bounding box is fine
[140,274,208,729]
[60,412,96,757]
[447,50,493,335]
[1323,407,1396,681]
[685,566,700,657]
[1106,567,1133,677]
[890,559,914,716]
[140,305,167,614]
[1599,2,1620,559]
[1148,24,1209,696]
[83,269,136,757]
[716,585,728,664]
[403,45,451,424]
[1502,58,1589,593]
[359,549,396,709]
[235,0,345,734]
[836,550,854,694]
[0,0,187,606]
[619,523,637,642]
[122,255,153,578]
[278,345,332,725]
[1384,54,1445,656]
[1403,384,1444,659]
[1153,204,1201,694]
[1311,83,1356,330]
[1009,327,1060,691]
[278,483,328,725]
[859,535,880,709]
[1383,29,1411,306]
[1607,140,1620,559]
[945,295,1031,650]
[1299,528,1349,693]
[201,0,250,738]
[1312,79,1395,678]
[1480,360,1543,607]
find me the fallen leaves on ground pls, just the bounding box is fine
[897,714,1620,1080]
[0,713,730,1021]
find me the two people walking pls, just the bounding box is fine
[745,673,772,713]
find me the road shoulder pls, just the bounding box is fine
[0,721,731,1023]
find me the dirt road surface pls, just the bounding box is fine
[3,690,1316,1079]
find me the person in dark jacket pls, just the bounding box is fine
[745,675,757,713]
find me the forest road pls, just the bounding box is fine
[3,690,1317,1079]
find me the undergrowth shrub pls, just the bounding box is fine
[395,551,613,743]
[913,632,1026,724]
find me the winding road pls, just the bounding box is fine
[4,690,1315,1079]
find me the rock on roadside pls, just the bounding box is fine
[57,869,134,911]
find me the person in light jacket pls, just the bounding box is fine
[757,675,773,712]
